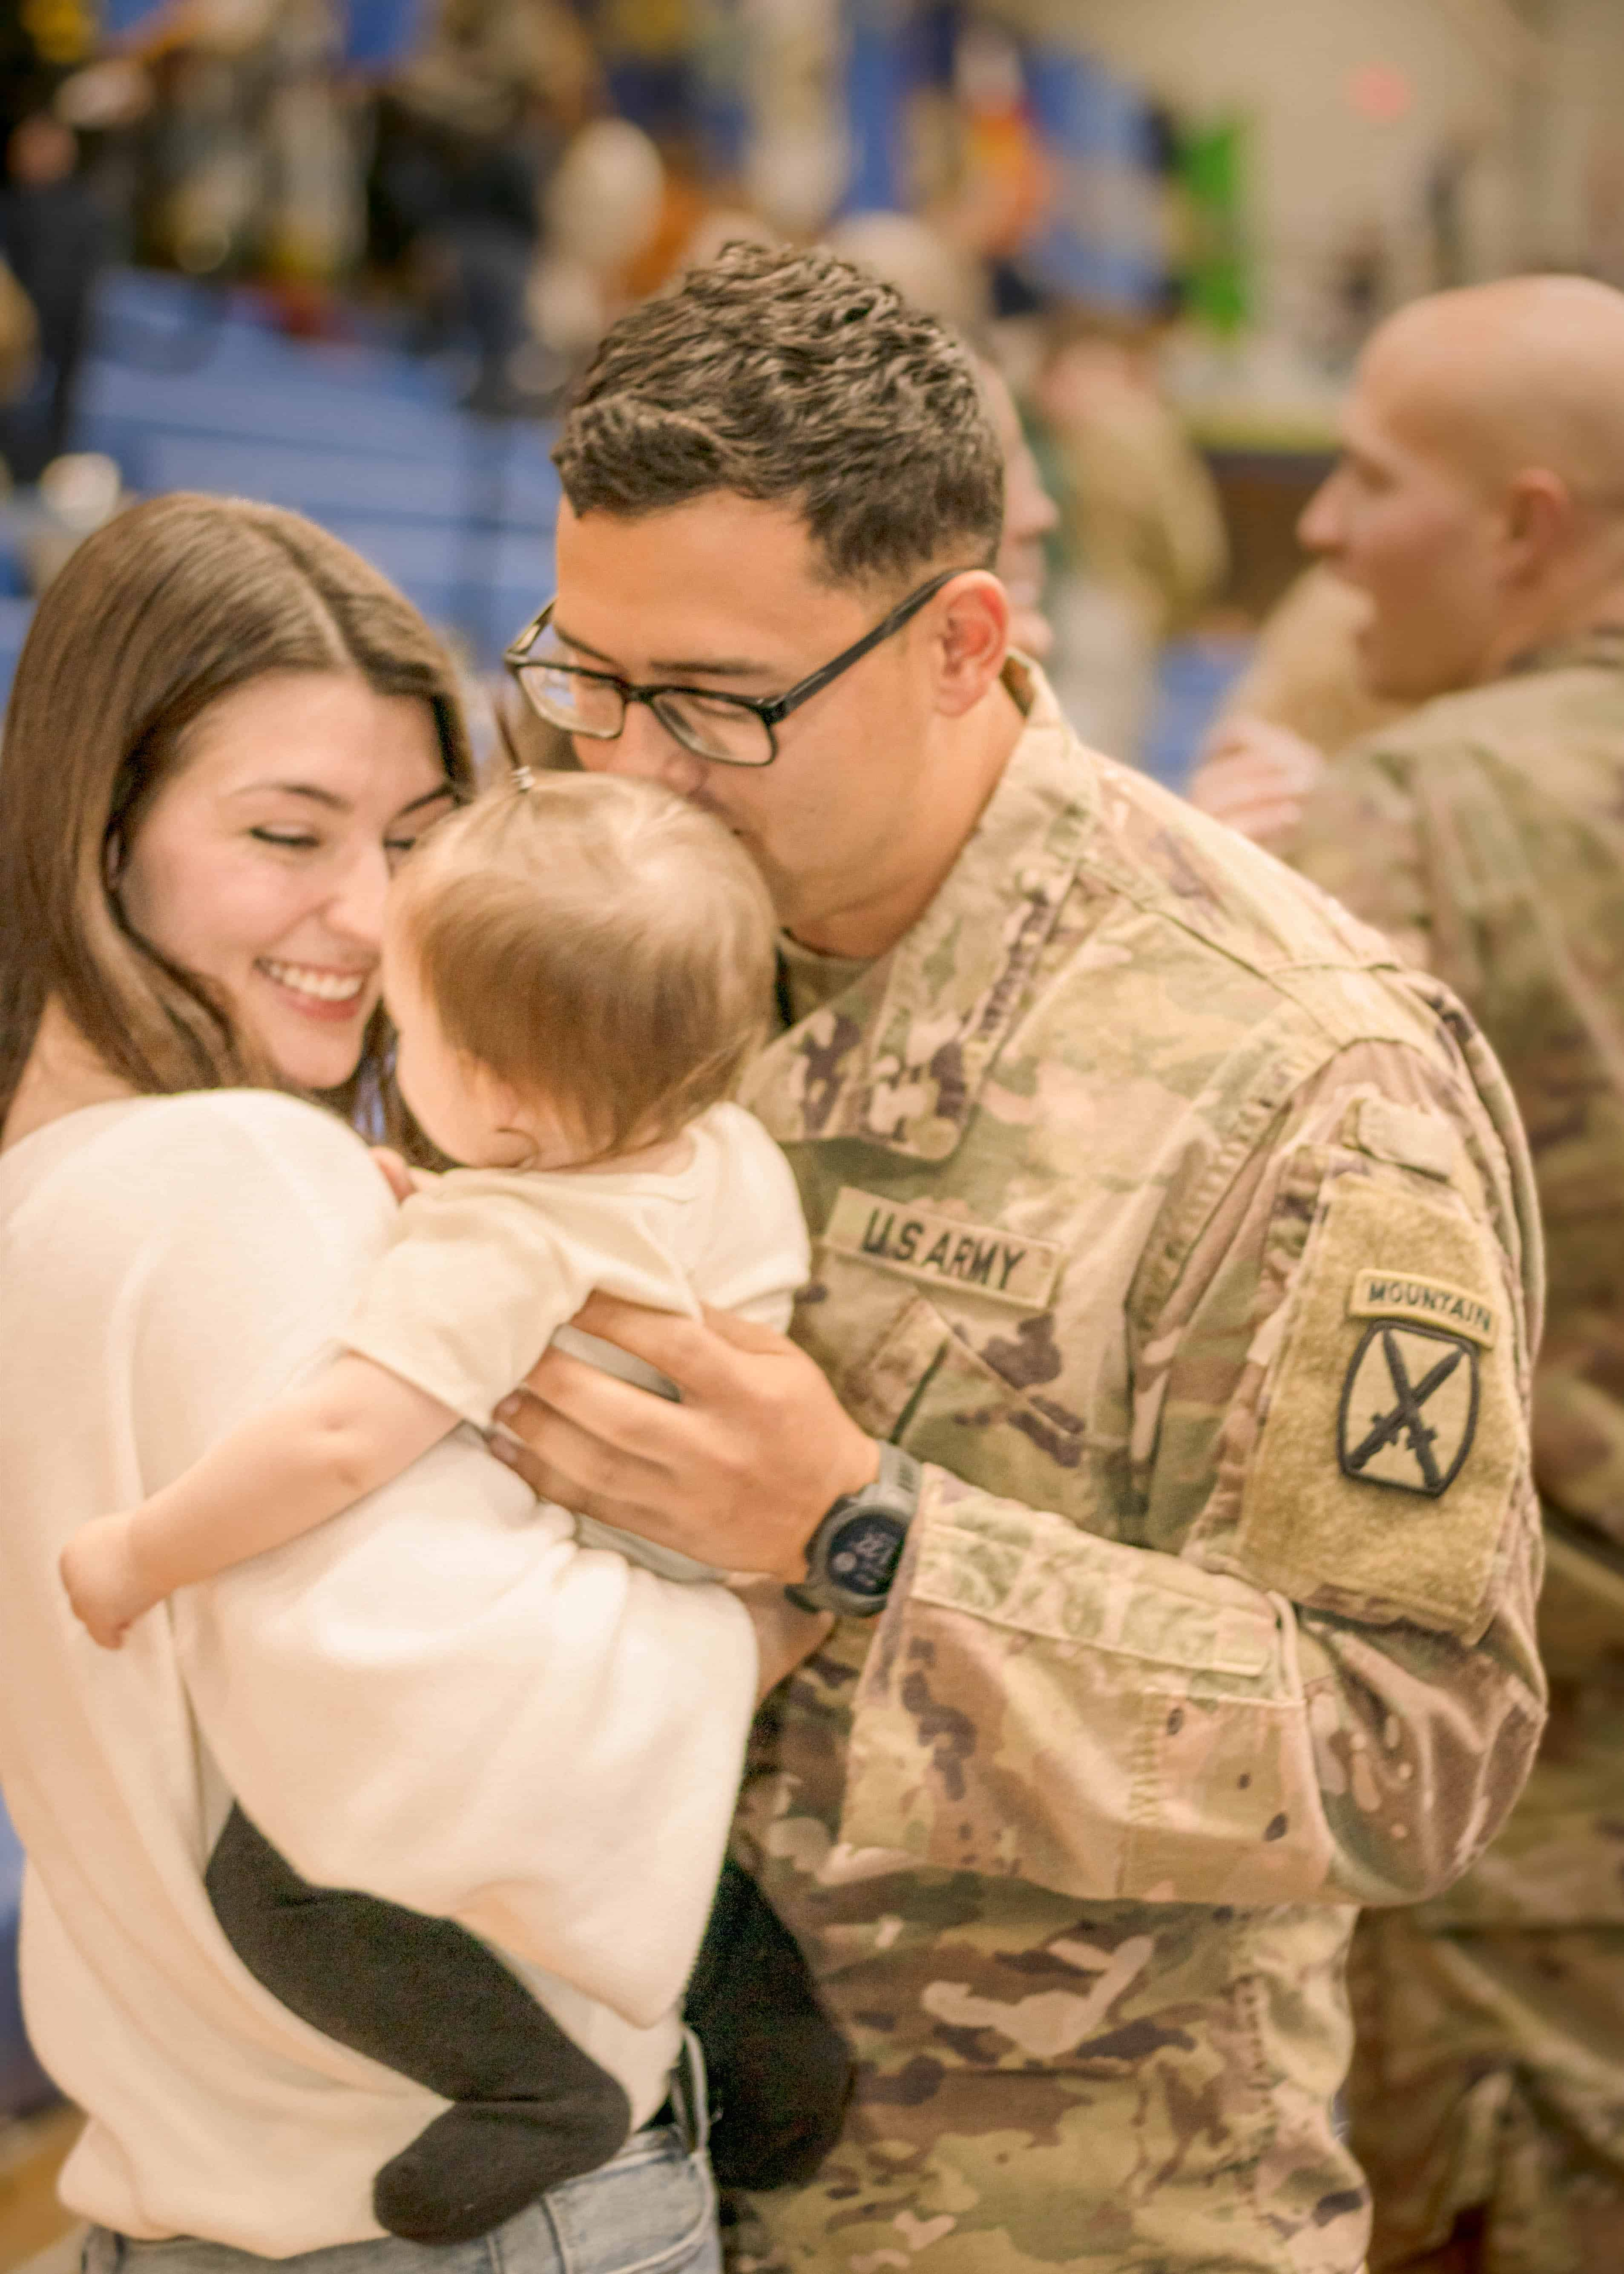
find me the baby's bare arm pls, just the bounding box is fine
[61,1356,457,1646]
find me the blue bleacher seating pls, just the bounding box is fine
[0,270,563,682]
[1139,631,1254,792]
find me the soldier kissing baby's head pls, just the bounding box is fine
[388,770,777,1164]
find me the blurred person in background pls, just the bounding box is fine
[1035,309,1227,761]
[370,0,594,409]
[526,114,667,383]
[0,0,94,133]
[817,217,1058,658]
[129,0,360,306]
[0,107,109,481]
[1039,314,1228,646]
[821,209,989,338]
[1192,273,1624,2274]
[0,1,146,479]
[0,228,32,408]
[979,354,1058,660]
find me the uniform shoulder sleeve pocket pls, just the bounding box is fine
[1234,1168,1524,1640]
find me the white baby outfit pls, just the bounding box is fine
[0,1092,760,2250]
[344,1100,811,1579]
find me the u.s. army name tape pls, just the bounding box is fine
[824,1186,1062,1310]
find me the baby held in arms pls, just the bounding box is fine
[59,769,846,2248]
[62,767,810,1648]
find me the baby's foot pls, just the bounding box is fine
[374,2092,630,2244]
[60,1516,149,1649]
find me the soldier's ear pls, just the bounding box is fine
[1500,467,1575,586]
[929,572,1009,718]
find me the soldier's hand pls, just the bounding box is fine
[1189,714,1328,854]
[491,1292,880,1580]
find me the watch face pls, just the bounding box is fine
[827,1510,906,1602]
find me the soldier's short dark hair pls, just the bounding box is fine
[554,241,1005,589]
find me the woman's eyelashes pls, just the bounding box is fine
[249,827,321,852]
[247,826,424,867]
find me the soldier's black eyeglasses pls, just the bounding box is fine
[503,567,972,768]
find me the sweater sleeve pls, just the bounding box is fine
[111,1095,756,2029]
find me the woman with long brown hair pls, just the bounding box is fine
[0,494,773,2273]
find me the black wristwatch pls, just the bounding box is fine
[785,1442,921,1619]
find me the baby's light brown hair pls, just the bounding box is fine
[391,772,777,1157]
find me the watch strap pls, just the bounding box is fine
[786,1441,921,1618]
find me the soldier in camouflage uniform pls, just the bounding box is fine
[493,244,1545,2274]
[1192,567,1403,855]
[1195,275,1624,2273]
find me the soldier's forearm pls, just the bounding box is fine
[836,1468,1542,1909]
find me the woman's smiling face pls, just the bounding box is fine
[115,670,455,1093]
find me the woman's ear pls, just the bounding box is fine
[103,829,124,893]
[931,573,1011,718]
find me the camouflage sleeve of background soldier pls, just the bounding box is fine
[838,1037,1546,1911]
[1283,742,1436,975]
[1292,731,1624,1622]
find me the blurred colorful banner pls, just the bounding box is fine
[1178,116,1251,332]
[1019,41,1163,313]
[840,0,912,213]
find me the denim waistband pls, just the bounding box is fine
[82,2029,713,2271]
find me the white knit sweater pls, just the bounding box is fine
[0,1091,756,2252]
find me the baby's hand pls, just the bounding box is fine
[60,1515,150,1649]
[370,1147,438,1203]
[370,1146,416,1204]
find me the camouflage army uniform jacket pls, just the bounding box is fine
[1287,630,1624,1937]
[730,667,1545,2274]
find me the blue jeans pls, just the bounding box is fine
[80,2119,721,2274]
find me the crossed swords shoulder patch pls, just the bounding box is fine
[1233,1175,1520,1635]
[1337,1272,1497,1498]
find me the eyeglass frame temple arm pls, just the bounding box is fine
[502,566,971,728]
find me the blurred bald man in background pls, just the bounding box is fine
[978,355,1059,661]
[1194,273,1624,2274]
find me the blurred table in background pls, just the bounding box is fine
[1201,444,1334,622]
[1178,381,1339,624]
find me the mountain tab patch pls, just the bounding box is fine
[1349,1269,1497,1349]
